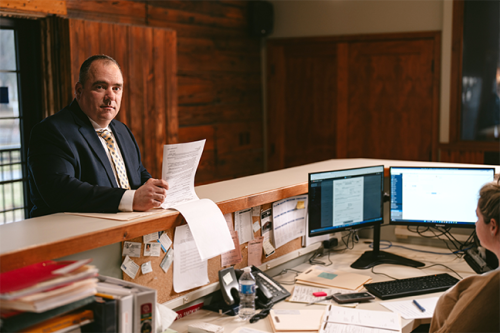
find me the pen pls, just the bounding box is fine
[307,295,334,306]
[96,293,115,300]
[413,300,426,312]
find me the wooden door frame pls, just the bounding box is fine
[267,31,442,171]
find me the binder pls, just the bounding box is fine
[81,297,117,333]
[97,276,156,333]
[117,294,133,333]
[19,309,94,333]
[0,296,95,333]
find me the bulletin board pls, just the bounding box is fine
[121,202,304,304]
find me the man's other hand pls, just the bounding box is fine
[133,178,169,211]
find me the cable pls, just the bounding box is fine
[370,263,464,281]
[406,225,476,258]
[417,263,464,280]
[371,240,471,255]
[307,247,334,267]
[271,269,303,285]
[370,267,399,280]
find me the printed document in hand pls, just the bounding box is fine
[161,140,234,261]
[321,305,401,333]
[272,195,308,248]
[161,140,205,208]
[173,225,209,293]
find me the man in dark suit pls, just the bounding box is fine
[28,55,168,217]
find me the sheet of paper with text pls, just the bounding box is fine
[161,140,205,208]
[173,224,209,293]
[161,139,233,261]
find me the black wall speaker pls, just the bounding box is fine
[248,1,274,37]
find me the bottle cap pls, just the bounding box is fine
[243,267,251,273]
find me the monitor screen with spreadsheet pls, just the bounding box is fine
[390,167,495,228]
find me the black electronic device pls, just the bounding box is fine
[248,0,274,37]
[464,246,499,274]
[308,165,424,269]
[363,273,460,300]
[331,292,375,304]
[389,167,494,228]
[209,266,290,316]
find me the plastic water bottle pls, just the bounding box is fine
[238,267,256,320]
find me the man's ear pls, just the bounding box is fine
[75,82,82,99]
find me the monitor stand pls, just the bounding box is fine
[350,223,425,269]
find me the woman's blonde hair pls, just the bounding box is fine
[478,180,500,225]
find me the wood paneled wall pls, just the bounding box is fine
[67,19,177,179]
[267,32,441,171]
[64,0,263,184]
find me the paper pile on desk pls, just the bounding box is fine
[320,304,402,333]
[0,259,97,313]
[268,309,326,332]
[295,267,371,291]
[289,285,357,305]
[381,297,439,319]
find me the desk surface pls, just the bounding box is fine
[1,158,495,272]
[170,240,475,333]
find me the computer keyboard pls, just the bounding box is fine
[364,273,460,300]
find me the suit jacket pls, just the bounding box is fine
[28,100,151,217]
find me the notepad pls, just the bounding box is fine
[269,309,326,332]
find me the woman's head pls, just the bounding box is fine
[477,180,500,225]
[476,179,500,256]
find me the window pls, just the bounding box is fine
[0,18,42,223]
[460,1,500,141]
[0,27,24,223]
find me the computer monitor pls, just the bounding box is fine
[308,165,422,269]
[308,165,384,238]
[390,167,495,228]
[309,165,432,269]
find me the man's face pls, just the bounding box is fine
[75,60,123,128]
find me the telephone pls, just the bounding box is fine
[217,266,290,313]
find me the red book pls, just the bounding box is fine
[0,259,92,295]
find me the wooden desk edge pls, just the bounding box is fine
[0,183,308,273]
[6,160,488,273]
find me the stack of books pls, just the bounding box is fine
[0,259,98,332]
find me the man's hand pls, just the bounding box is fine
[133,178,169,211]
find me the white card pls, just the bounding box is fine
[143,232,159,243]
[141,261,153,274]
[121,255,139,279]
[122,241,141,258]
[263,238,275,257]
[144,242,162,256]
[160,248,174,273]
[159,233,172,251]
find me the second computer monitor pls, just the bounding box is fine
[390,167,495,228]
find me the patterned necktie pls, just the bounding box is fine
[96,129,131,190]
